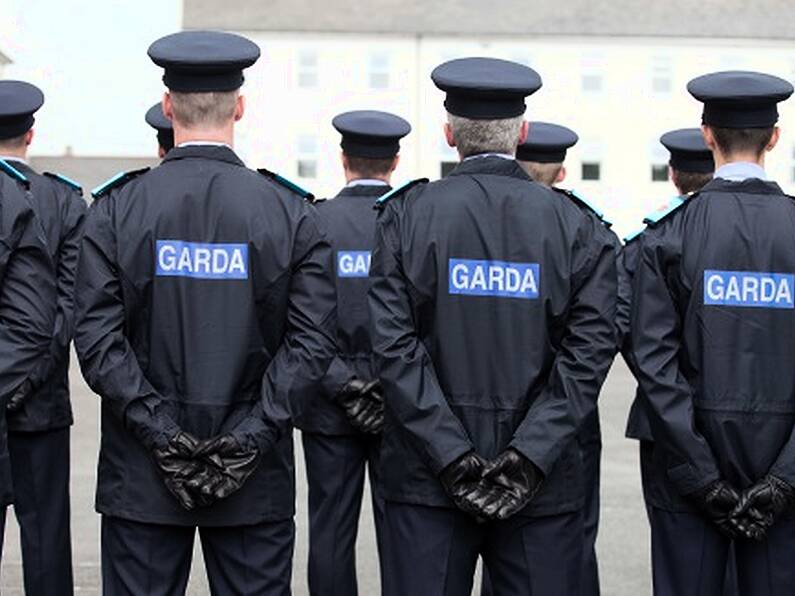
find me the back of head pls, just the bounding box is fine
[520,161,563,187]
[447,114,525,158]
[169,91,239,130]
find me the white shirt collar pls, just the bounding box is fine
[346,179,389,188]
[177,141,233,150]
[714,162,767,182]
[463,152,515,162]
[0,155,27,165]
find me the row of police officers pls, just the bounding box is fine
[0,28,794,596]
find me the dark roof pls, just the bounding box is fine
[30,156,158,197]
[183,0,795,40]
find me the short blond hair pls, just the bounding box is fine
[519,161,563,187]
[169,91,238,128]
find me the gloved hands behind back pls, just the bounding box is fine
[337,378,384,434]
[687,479,741,538]
[731,475,795,541]
[6,379,34,413]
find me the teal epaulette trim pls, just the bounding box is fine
[257,168,314,201]
[91,167,150,199]
[0,159,29,187]
[643,195,687,226]
[374,178,429,210]
[555,187,611,226]
[623,227,646,243]
[44,172,82,193]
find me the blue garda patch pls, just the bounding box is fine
[337,251,371,278]
[449,259,540,299]
[703,270,794,309]
[155,240,248,280]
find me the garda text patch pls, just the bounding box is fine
[703,270,794,309]
[337,251,371,278]
[449,259,539,299]
[156,240,248,280]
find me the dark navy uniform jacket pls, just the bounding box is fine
[296,184,389,436]
[369,157,617,516]
[0,171,56,505]
[632,177,795,510]
[5,162,86,433]
[74,145,337,526]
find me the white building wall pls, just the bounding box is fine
[234,31,795,235]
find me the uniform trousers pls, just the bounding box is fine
[101,515,295,596]
[384,501,583,596]
[301,432,385,596]
[3,427,73,596]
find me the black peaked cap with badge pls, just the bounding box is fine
[148,30,261,92]
[0,80,44,140]
[332,110,411,159]
[687,70,794,128]
[431,57,542,119]
[145,102,174,151]
[659,128,714,174]
[516,122,578,163]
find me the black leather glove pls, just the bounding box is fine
[476,449,544,520]
[337,378,384,434]
[439,451,489,518]
[732,475,795,541]
[152,432,204,511]
[688,479,742,538]
[6,379,33,413]
[186,434,260,505]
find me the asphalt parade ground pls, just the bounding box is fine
[1,356,651,595]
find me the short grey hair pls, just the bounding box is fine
[169,91,238,128]
[447,113,524,159]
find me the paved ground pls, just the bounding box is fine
[1,357,651,595]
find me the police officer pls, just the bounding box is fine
[0,162,57,570]
[146,101,174,157]
[369,57,617,596]
[631,71,795,596]
[74,30,337,595]
[0,80,87,596]
[514,120,618,596]
[297,110,410,596]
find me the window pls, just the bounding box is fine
[298,51,318,88]
[581,55,604,93]
[297,134,318,179]
[581,162,601,181]
[369,53,391,89]
[441,161,458,177]
[651,56,672,95]
[652,164,669,182]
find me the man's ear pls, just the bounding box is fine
[162,92,173,120]
[518,120,530,145]
[701,125,717,151]
[390,154,400,174]
[444,122,456,148]
[766,126,781,152]
[158,146,167,159]
[555,164,566,184]
[234,94,245,122]
[340,151,349,172]
[25,129,34,147]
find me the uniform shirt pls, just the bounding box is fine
[74,145,337,525]
[369,156,617,516]
[296,182,390,435]
[632,175,795,505]
[714,161,767,181]
[3,160,86,433]
[0,173,56,505]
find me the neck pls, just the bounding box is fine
[0,146,27,161]
[173,124,234,148]
[345,172,391,184]
[713,151,765,169]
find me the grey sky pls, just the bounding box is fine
[0,0,181,156]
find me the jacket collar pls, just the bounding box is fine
[162,144,245,168]
[446,155,531,182]
[335,184,392,198]
[699,176,784,196]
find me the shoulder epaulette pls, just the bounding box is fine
[44,172,82,194]
[642,195,688,226]
[311,197,328,205]
[554,187,612,226]
[0,159,29,188]
[257,168,314,201]
[374,178,429,211]
[91,167,150,199]
[623,227,646,243]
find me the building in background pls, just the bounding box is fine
[184,0,795,233]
